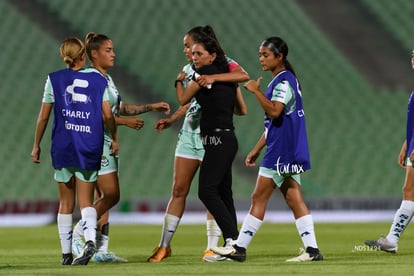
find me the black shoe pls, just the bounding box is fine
[61,253,73,265]
[306,247,323,261]
[72,240,96,265]
[226,245,247,262]
[286,247,323,262]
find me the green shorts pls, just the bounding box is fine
[54,167,98,183]
[258,167,301,188]
[99,139,119,176]
[406,157,413,167]
[174,130,204,161]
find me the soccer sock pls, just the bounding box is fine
[236,214,262,249]
[160,213,180,248]
[97,234,109,253]
[295,214,318,249]
[386,200,414,244]
[206,219,221,249]
[81,207,97,244]
[159,214,181,247]
[57,213,73,254]
[72,220,83,239]
[97,223,110,253]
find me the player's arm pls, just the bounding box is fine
[102,100,118,155]
[176,80,200,105]
[245,133,266,167]
[120,102,170,116]
[234,86,247,116]
[31,102,53,163]
[155,104,190,132]
[196,65,249,87]
[244,77,284,119]
[398,140,407,168]
[116,116,144,130]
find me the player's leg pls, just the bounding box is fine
[71,171,97,265]
[281,176,323,262]
[212,174,274,262]
[56,170,76,265]
[147,156,200,262]
[365,165,414,253]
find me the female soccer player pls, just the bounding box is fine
[212,36,323,262]
[148,25,248,263]
[365,50,414,253]
[71,32,170,263]
[31,37,118,265]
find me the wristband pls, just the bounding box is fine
[174,79,183,88]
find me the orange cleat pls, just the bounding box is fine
[201,249,227,262]
[147,246,172,263]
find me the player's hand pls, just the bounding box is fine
[398,152,407,169]
[31,147,41,164]
[243,77,262,94]
[195,74,214,88]
[110,140,119,156]
[126,117,144,130]
[176,71,186,81]
[245,150,260,167]
[406,150,414,169]
[151,102,171,115]
[155,118,172,133]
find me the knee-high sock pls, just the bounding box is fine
[57,213,73,254]
[160,213,180,248]
[97,223,110,253]
[386,200,414,244]
[296,214,318,249]
[236,214,262,249]
[81,207,97,243]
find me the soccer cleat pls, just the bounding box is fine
[61,253,73,265]
[72,236,85,258]
[211,238,236,255]
[286,247,324,262]
[147,246,172,263]
[201,249,227,262]
[364,237,398,253]
[71,240,96,265]
[92,251,128,263]
[212,239,246,262]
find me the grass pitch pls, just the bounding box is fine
[0,222,414,275]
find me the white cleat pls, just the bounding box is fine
[92,251,128,263]
[72,236,85,258]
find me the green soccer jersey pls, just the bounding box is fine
[180,64,201,134]
[81,67,119,141]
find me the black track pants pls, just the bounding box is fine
[198,131,239,240]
